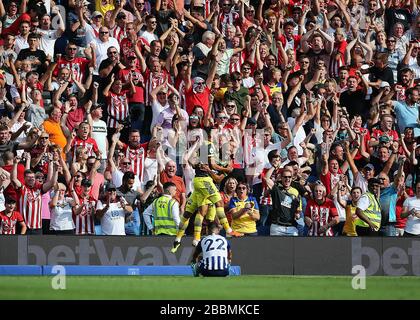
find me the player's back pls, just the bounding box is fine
[200,234,230,271]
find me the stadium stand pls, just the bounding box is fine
[0,0,417,245]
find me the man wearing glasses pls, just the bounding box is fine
[53,42,92,83]
[89,27,120,74]
[266,168,302,236]
[139,15,159,44]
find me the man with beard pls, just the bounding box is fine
[391,87,420,137]
[53,42,93,83]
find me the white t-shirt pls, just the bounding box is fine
[91,119,108,160]
[140,30,158,44]
[354,172,368,194]
[151,100,168,130]
[142,157,157,188]
[50,197,76,231]
[97,200,127,235]
[112,168,141,189]
[14,36,28,55]
[356,194,371,211]
[287,117,306,155]
[37,28,60,59]
[90,37,120,74]
[403,196,420,235]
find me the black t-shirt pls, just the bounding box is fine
[370,155,399,177]
[283,87,310,117]
[17,49,47,74]
[369,66,395,85]
[339,89,367,120]
[385,7,412,35]
[270,184,301,226]
[99,58,123,86]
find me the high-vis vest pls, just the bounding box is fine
[355,192,381,229]
[153,196,177,236]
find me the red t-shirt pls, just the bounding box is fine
[0,210,24,234]
[2,164,25,200]
[320,169,343,195]
[66,107,85,133]
[118,68,145,104]
[185,86,211,116]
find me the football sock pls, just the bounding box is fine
[193,214,204,242]
[175,215,190,242]
[216,206,231,232]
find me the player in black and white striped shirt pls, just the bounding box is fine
[191,222,232,277]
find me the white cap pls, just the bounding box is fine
[360,64,370,70]
[380,81,390,88]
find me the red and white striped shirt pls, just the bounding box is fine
[71,137,100,159]
[144,69,171,105]
[107,90,129,128]
[53,57,90,83]
[229,51,245,74]
[0,210,24,234]
[17,183,43,230]
[110,25,127,43]
[122,142,148,182]
[218,12,239,37]
[74,195,96,235]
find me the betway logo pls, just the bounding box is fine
[18,238,193,266]
[352,238,420,276]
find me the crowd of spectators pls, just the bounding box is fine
[0,0,419,238]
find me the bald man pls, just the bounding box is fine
[160,160,186,214]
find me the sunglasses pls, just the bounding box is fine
[40,136,49,139]
[68,47,77,51]
[230,118,240,122]
[226,105,236,108]
[218,116,229,120]
[100,31,109,34]
[223,3,232,6]
[122,162,131,165]
[237,186,247,190]
[282,176,292,179]
[108,51,118,54]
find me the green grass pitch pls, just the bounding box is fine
[1,276,420,299]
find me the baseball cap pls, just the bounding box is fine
[92,11,103,18]
[364,164,375,171]
[380,81,390,88]
[81,178,92,187]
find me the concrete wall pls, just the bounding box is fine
[1,236,420,275]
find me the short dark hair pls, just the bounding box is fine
[122,171,135,183]
[163,182,176,193]
[24,169,34,176]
